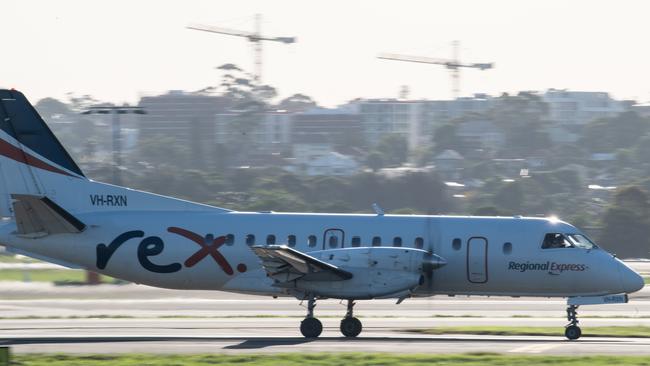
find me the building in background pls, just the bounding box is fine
[455,118,505,158]
[289,107,363,172]
[347,99,423,152]
[420,95,494,147]
[542,89,631,125]
[109,88,640,174]
[305,152,360,176]
[138,90,229,168]
[215,110,291,146]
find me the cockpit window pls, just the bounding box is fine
[541,233,573,249]
[567,234,597,250]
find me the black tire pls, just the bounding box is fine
[340,317,362,338]
[565,325,581,340]
[300,317,323,338]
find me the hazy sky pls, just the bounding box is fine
[3,0,649,106]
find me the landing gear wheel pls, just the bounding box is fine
[300,317,323,338]
[340,317,362,338]
[565,325,581,340]
[565,304,581,340]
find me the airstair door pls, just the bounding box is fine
[467,237,488,283]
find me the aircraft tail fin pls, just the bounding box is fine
[0,89,87,217]
[0,89,228,216]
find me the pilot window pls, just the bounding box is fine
[541,233,572,249]
[414,237,424,249]
[308,235,317,247]
[288,235,296,247]
[245,234,255,246]
[372,236,381,246]
[225,234,235,246]
[567,234,597,250]
[351,236,361,247]
[266,234,276,245]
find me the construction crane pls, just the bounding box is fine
[187,14,296,84]
[378,41,493,99]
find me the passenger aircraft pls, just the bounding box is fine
[0,89,644,340]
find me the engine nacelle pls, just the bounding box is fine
[290,247,441,299]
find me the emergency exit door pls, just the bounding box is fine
[323,229,345,250]
[467,237,488,283]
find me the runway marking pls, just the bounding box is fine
[508,343,559,354]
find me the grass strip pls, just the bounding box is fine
[0,269,114,284]
[11,353,650,366]
[0,255,35,263]
[407,325,650,338]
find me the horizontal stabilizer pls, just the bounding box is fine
[11,194,86,237]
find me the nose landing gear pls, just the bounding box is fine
[565,305,581,340]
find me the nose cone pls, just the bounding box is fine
[619,262,645,294]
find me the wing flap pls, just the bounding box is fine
[251,245,352,282]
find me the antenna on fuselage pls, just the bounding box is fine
[372,203,385,216]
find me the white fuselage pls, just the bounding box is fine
[1,210,641,298]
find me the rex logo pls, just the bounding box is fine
[96,227,247,274]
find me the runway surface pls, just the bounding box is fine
[4,318,650,355]
[1,259,650,356]
[2,282,650,355]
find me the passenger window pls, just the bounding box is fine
[452,238,462,250]
[329,235,338,248]
[266,234,276,245]
[414,237,424,249]
[372,236,381,247]
[542,233,573,249]
[288,235,296,247]
[393,237,402,247]
[308,235,317,247]
[351,236,361,247]
[225,234,235,246]
[503,242,512,254]
[246,234,255,246]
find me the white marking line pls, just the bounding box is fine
[508,343,559,354]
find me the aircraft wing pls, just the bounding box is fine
[251,245,353,283]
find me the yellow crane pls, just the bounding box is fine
[378,41,493,99]
[187,14,296,84]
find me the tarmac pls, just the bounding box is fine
[1,260,650,355]
[4,317,650,355]
[2,282,650,355]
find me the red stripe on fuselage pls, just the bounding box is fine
[0,138,75,177]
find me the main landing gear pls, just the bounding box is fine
[565,305,581,340]
[299,297,363,338]
[300,296,322,338]
[340,300,362,338]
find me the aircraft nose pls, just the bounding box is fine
[619,261,645,294]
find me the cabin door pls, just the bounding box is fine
[467,237,488,283]
[323,229,345,250]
